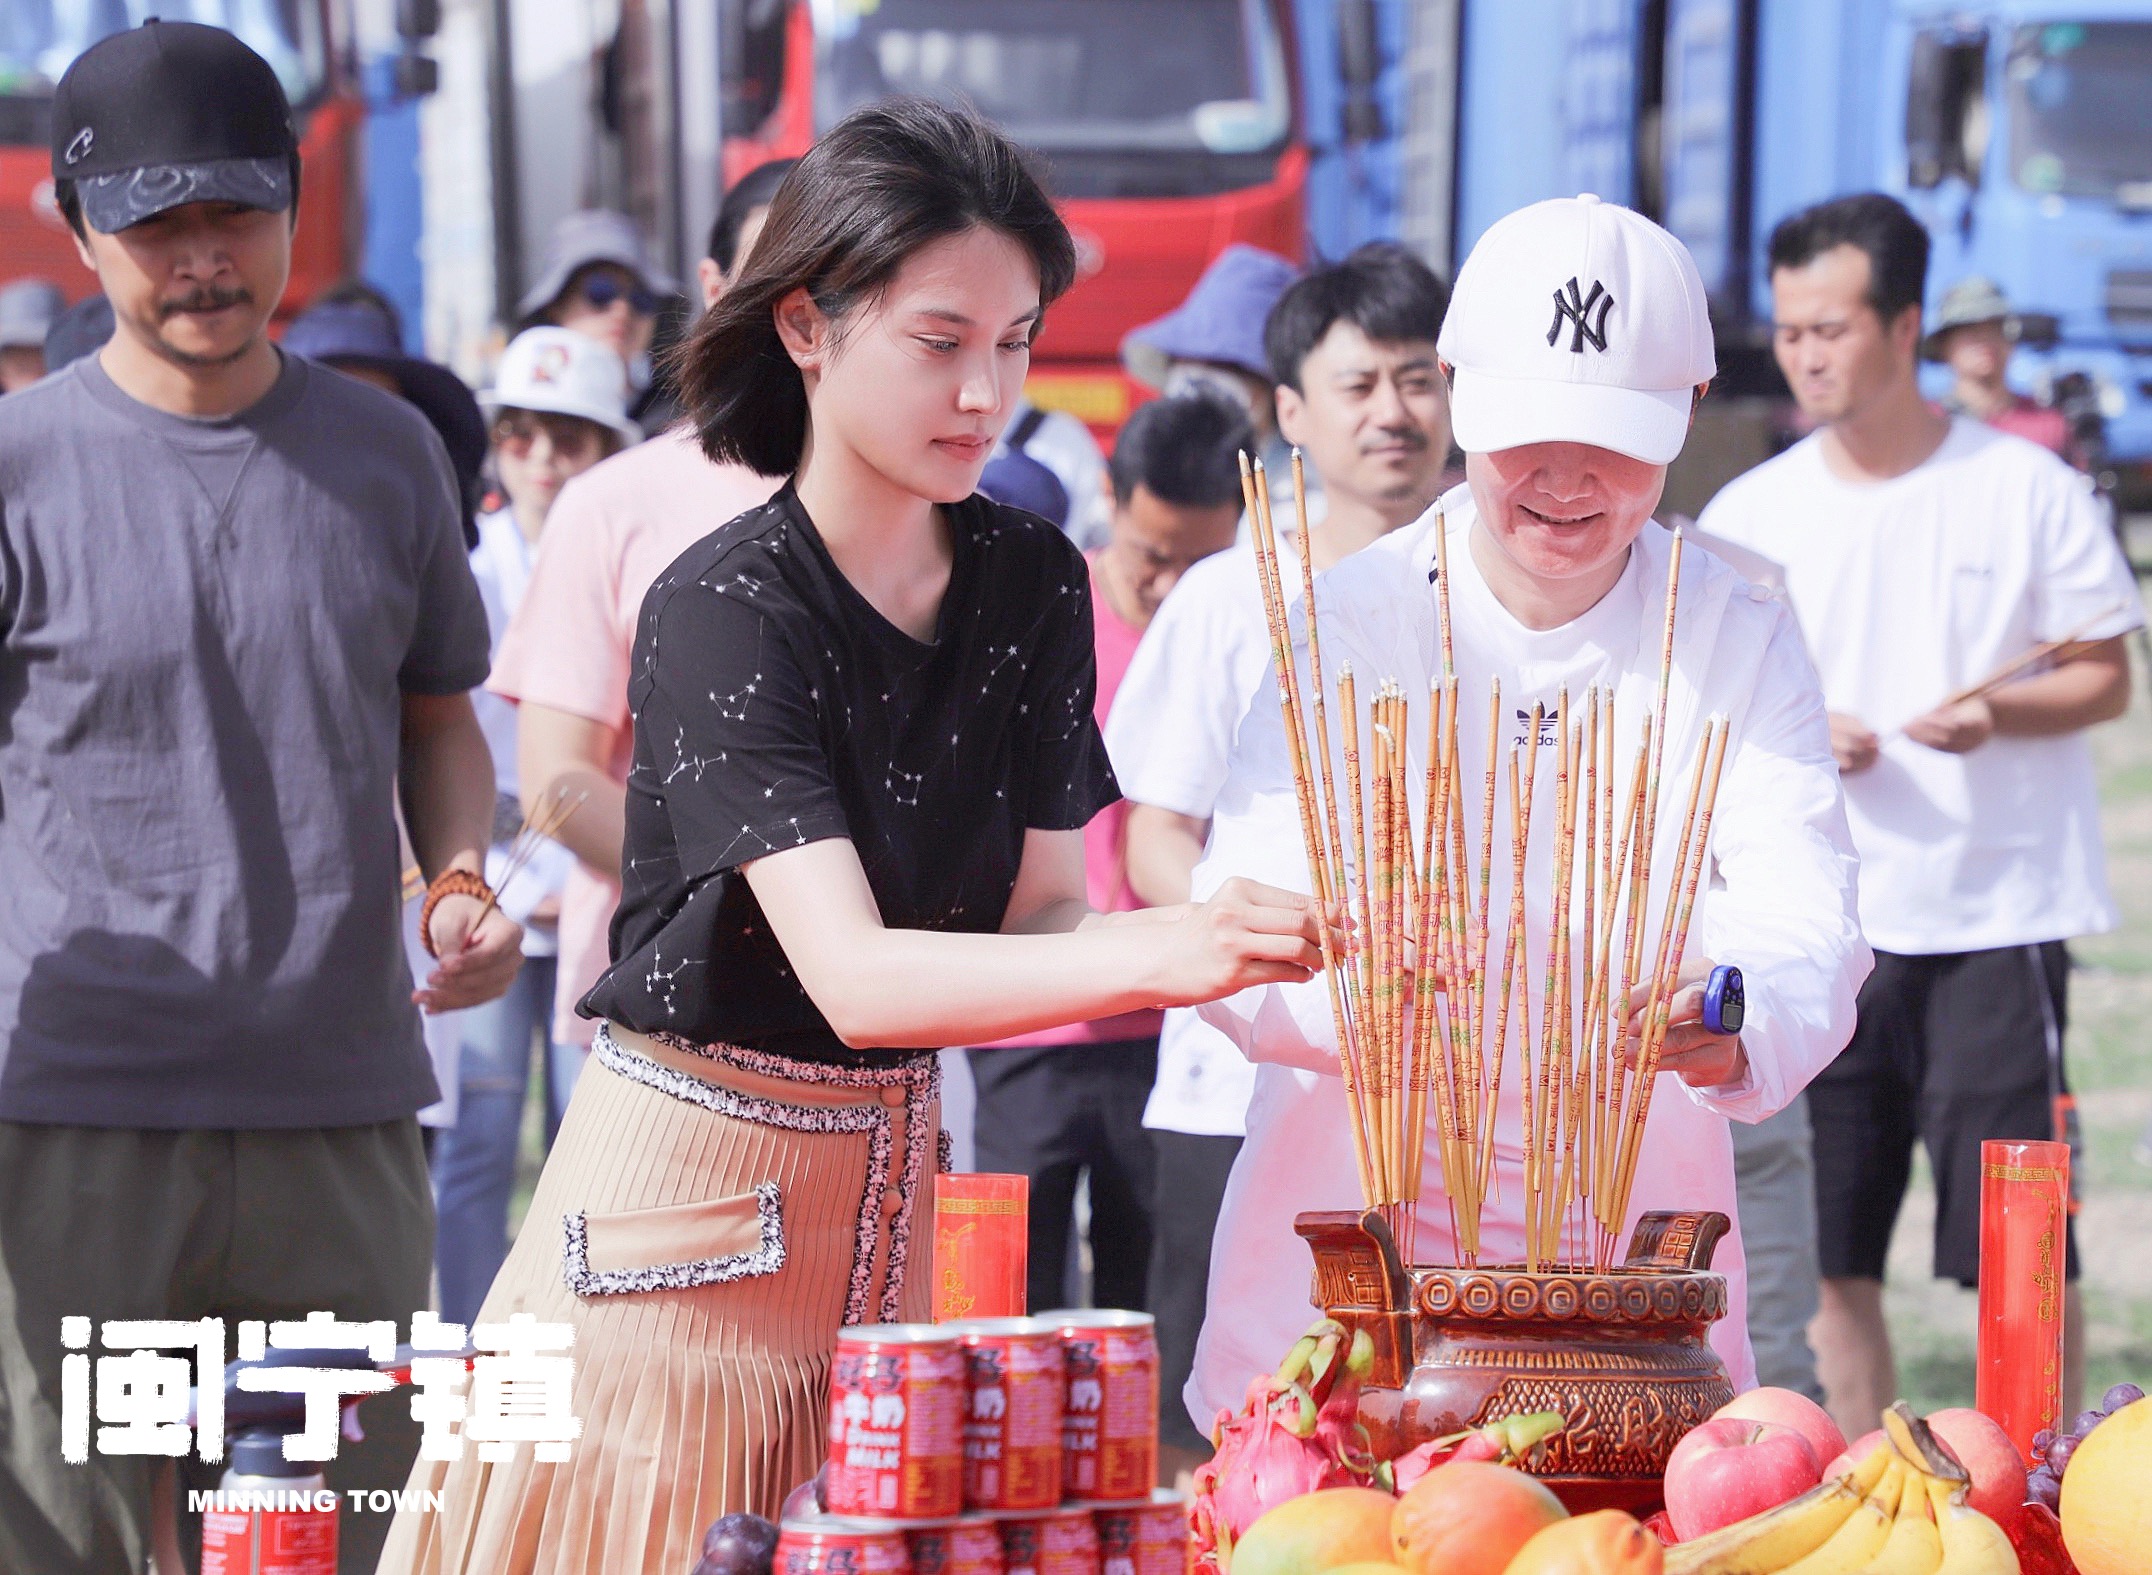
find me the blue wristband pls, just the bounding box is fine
[1702,964,1745,1036]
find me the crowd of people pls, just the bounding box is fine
[0,17,2143,1575]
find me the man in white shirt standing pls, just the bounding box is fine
[1184,195,1869,1431]
[1106,243,1451,1473]
[1700,192,2142,1437]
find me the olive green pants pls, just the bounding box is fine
[0,1118,433,1575]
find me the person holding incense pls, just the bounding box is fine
[1180,194,1872,1432]
[1699,193,2143,1439]
[383,99,1326,1575]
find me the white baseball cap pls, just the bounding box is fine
[1437,194,1716,466]
[482,326,642,442]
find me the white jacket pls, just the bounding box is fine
[1184,491,1871,1428]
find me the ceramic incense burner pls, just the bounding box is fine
[1294,1208,1735,1513]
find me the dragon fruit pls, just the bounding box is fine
[1386,1410,1565,1493]
[1189,1319,1384,1573]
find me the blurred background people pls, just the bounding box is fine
[1925,275,2077,465]
[0,278,62,392]
[1702,192,2144,1437]
[41,290,113,375]
[486,164,788,1113]
[516,208,678,434]
[966,390,1251,1317]
[285,293,489,545]
[1121,243,1301,477]
[431,326,639,1327]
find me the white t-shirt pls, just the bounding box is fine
[1183,501,1869,1424]
[1700,420,2144,955]
[1105,486,1408,1138]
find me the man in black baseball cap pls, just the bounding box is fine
[52,17,298,236]
[3,21,521,1575]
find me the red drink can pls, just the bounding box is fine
[1000,1507,1102,1575]
[908,1519,1005,1575]
[775,1518,913,1575]
[1044,1310,1157,1502]
[952,1317,1066,1510]
[1093,1492,1189,1575]
[827,1325,967,1521]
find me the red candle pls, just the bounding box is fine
[1976,1139,2070,1458]
[933,1173,1029,1320]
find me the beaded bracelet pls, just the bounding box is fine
[418,868,494,959]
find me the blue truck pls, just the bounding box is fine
[1295,0,2152,499]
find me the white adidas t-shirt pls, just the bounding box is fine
[1700,419,2143,955]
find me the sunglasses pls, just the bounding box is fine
[575,272,663,316]
[494,410,612,460]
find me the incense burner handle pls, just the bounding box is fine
[1622,1210,1732,1272]
[1293,1209,1415,1387]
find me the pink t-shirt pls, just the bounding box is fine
[487,428,777,1045]
[985,553,1159,1047]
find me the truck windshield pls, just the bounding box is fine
[2007,22,2152,202]
[0,3,328,134]
[810,0,1290,161]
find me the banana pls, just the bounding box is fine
[1881,1400,1971,1489]
[1771,1457,1907,1575]
[1856,1464,1942,1575]
[1663,1444,1894,1575]
[1925,1476,2021,1575]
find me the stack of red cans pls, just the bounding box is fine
[777,1311,1188,1575]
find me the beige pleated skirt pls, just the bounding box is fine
[379,1024,943,1575]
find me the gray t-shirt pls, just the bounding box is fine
[0,352,492,1127]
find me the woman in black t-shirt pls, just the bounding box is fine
[388,101,1324,1573]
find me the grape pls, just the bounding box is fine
[2048,1434,2078,1477]
[699,1512,778,1575]
[2027,1466,2062,1510]
[2071,1409,2106,1438]
[2101,1382,2144,1412]
[778,1463,827,1522]
[2032,1427,2055,1459]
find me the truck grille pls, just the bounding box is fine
[2105,269,2152,328]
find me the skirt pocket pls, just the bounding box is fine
[562,1181,785,1297]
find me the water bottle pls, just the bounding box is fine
[199,1425,339,1575]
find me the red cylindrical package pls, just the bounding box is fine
[1043,1310,1158,1502]
[776,1517,914,1574]
[908,1518,1005,1575]
[952,1317,1065,1511]
[827,1325,967,1521]
[1000,1506,1102,1575]
[1092,1491,1188,1575]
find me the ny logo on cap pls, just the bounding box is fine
[1547,277,1614,354]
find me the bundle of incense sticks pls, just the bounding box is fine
[1243,449,1730,1271]
[465,787,588,938]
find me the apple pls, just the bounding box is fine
[1822,1427,1885,1484]
[1711,1388,1847,1480]
[1925,1407,2027,1535]
[1662,1418,1822,1541]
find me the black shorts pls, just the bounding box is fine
[1811,942,2078,1287]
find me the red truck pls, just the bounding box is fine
[0,2,364,313]
[712,0,1308,435]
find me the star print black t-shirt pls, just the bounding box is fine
[581,485,1119,1063]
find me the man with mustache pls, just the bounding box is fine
[1106,242,1450,1476]
[0,23,515,1574]
[1178,197,1870,1428]
[1700,193,2142,1436]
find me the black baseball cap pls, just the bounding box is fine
[51,20,297,234]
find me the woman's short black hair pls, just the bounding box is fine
[705,158,797,274]
[677,98,1077,478]
[1108,390,1252,509]
[1264,241,1449,391]
[1767,193,1930,325]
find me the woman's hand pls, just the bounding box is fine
[1148,878,1330,1006]
[1621,955,1748,1090]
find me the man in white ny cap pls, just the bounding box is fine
[1181,196,1870,1423]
